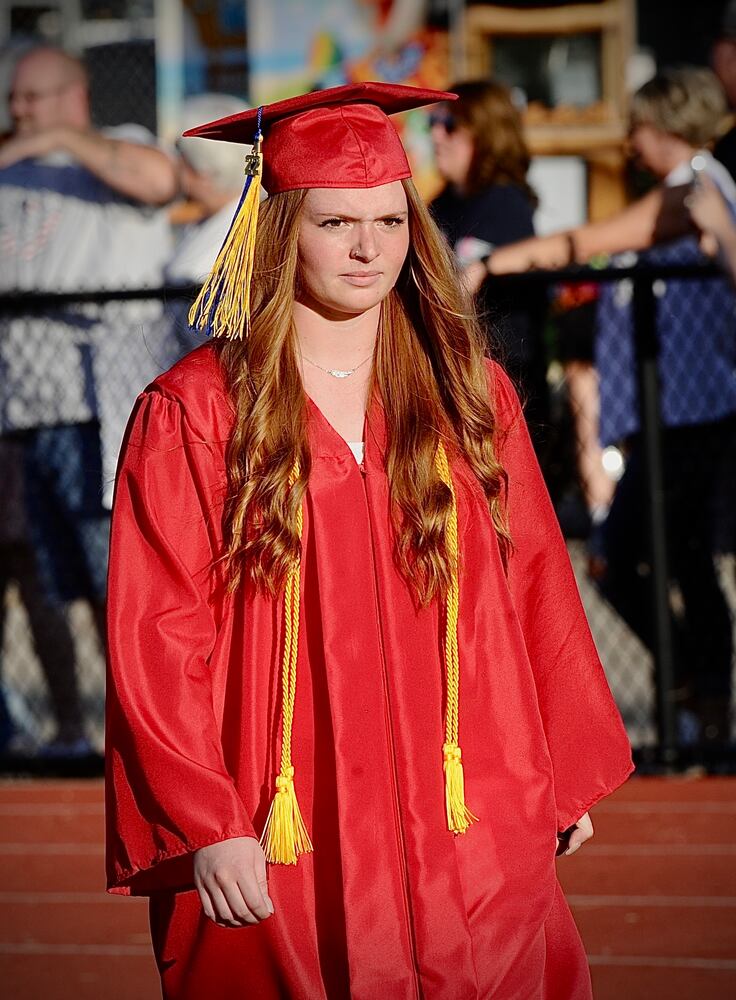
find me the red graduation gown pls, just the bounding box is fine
[106,344,633,999]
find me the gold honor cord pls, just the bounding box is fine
[260,464,313,864]
[435,442,478,835]
[262,446,475,864]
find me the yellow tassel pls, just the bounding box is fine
[188,140,263,340]
[435,442,478,835]
[443,743,478,834]
[260,766,313,865]
[260,462,313,864]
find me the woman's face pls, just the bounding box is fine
[430,105,474,187]
[297,181,410,317]
[628,122,672,178]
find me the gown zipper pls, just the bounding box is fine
[359,460,423,999]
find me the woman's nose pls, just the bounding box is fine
[351,223,379,261]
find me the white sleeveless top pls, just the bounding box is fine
[348,442,364,465]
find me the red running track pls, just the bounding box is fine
[0,776,735,999]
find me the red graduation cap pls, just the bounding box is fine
[183,81,457,194]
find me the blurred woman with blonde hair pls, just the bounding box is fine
[469,66,736,750]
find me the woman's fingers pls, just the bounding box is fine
[565,811,594,856]
[201,881,239,926]
[220,875,262,926]
[193,836,273,927]
[249,847,275,916]
[237,872,273,920]
[197,874,264,927]
[196,883,217,923]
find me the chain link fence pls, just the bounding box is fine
[0,262,734,774]
[0,288,201,771]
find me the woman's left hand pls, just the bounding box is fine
[556,811,594,856]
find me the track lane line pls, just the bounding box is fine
[0,943,151,956]
[0,892,130,903]
[0,804,104,816]
[596,802,736,814]
[581,844,736,856]
[587,956,736,970]
[0,843,104,854]
[568,894,736,907]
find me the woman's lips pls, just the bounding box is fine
[341,272,382,286]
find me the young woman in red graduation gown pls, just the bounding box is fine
[106,84,633,999]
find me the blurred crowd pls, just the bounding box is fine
[1,12,736,758]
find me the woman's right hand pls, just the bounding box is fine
[461,259,489,296]
[193,836,274,927]
[687,173,734,245]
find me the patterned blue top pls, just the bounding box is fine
[595,237,736,445]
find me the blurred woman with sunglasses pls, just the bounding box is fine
[430,81,549,451]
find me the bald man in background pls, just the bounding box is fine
[1,46,176,201]
[0,47,178,756]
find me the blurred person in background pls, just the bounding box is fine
[167,93,249,286]
[476,67,735,749]
[548,280,613,534]
[688,169,736,280]
[140,93,252,372]
[462,73,731,279]
[594,68,736,750]
[0,46,177,754]
[430,86,607,541]
[429,81,549,454]
[710,0,736,178]
[0,437,84,755]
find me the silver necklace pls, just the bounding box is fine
[301,351,373,379]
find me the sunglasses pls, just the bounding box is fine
[428,113,458,135]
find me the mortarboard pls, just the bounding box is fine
[184,82,456,341]
[182,83,476,867]
[183,81,456,194]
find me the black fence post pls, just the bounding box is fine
[631,272,678,761]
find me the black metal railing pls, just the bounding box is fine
[1,259,733,774]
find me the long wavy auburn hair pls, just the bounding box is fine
[216,178,511,605]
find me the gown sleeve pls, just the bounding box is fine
[105,389,256,896]
[492,363,635,832]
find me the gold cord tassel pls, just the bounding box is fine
[435,442,478,835]
[260,465,313,864]
[188,135,263,341]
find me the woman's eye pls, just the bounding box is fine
[317,217,406,229]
